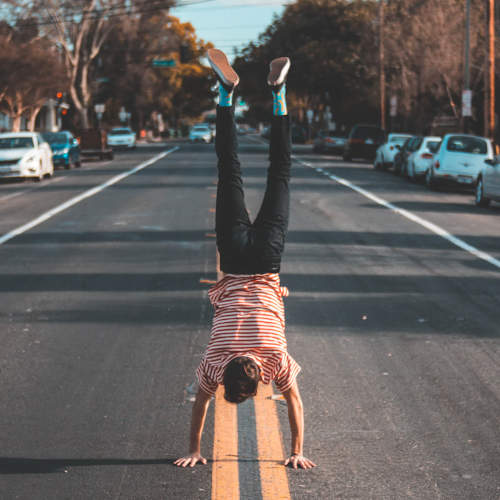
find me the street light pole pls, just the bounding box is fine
[488,0,495,142]
[379,0,386,130]
[463,0,471,132]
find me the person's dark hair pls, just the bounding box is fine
[223,356,260,404]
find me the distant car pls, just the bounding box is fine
[475,156,500,207]
[313,130,347,155]
[79,129,114,160]
[343,124,386,161]
[189,124,212,143]
[291,124,307,144]
[426,134,494,190]
[41,131,81,169]
[406,136,441,181]
[0,132,54,181]
[107,127,136,149]
[374,133,413,169]
[393,136,420,175]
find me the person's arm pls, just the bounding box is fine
[281,381,316,469]
[174,387,212,467]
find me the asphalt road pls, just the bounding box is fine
[0,139,499,499]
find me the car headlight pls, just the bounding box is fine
[21,155,36,164]
[61,148,70,154]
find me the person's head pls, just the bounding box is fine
[223,356,260,404]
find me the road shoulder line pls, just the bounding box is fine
[0,147,179,246]
[293,155,500,271]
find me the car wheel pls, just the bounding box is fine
[425,168,438,190]
[475,177,491,207]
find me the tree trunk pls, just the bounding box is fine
[79,107,89,129]
[11,114,22,132]
[28,106,43,131]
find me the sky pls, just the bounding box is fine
[172,0,291,60]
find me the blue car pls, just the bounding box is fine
[41,131,81,169]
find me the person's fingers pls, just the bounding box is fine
[190,459,197,467]
[292,457,298,469]
[284,458,290,466]
[201,457,207,465]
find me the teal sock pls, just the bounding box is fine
[219,83,233,107]
[272,85,287,116]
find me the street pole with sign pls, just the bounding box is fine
[463,0,471,132]
[94,103,105,129]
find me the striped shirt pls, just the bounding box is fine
[196,273,301,396]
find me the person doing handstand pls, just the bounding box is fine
[174,49,316,470]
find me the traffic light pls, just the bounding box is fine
[56,91,63,106]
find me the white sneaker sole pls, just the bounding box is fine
[207,48,239,88]
[267,57,290,87]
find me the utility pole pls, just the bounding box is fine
[488,0,495,142]
[379,0,386,130]
[463,0,471,132]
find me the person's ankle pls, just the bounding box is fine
[272,84,287,116]
[219,83,233,107]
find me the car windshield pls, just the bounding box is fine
[427,140,441,153]
[352,126,385,142]
[109,128,132,135]
[0,137,34,149]
[446,136,487,154]
[390,135,412,144]
[41,132,68,144]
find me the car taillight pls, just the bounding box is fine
[390,146,394,150]
[421,153,433,159]
[434,160,440,169]
[349,138,364,144]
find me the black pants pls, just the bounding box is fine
[215,105,291,274]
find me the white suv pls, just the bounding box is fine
[374,133,413,169]
[425,134,493,190]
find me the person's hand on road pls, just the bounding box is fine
[284,454,316,469]
[174,452,207,467]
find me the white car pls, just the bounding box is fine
[0,132,54,181]
[107,127,136,149]
[425,134,494,190]
[475,157,500,207]
[189,125,212,143]
[374,133,413,169]
[406,136,441,180]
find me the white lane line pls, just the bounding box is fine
[293,155,500,271]
[0,147,179,246]
[0,176,67,203]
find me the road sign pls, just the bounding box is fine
[306,109,314,123]
[94,103,105,114]
[390,96,398,117]
[462,90,473,117]
[152,59,176,68]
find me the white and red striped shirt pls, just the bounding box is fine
[196,273,301,396]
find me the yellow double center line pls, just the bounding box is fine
[211,385,291,500]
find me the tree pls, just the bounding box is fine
[97,12,215,133]
[0,21,66,131]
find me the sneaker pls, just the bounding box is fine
[207,48,240,91]
[267,57,290,90]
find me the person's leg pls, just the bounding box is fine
[252,58,291,273]
[208,49,252,273]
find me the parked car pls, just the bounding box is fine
[374,133,413,169]
[0,132,54,181]
[313,130,347,155]
[343,124,386,161]
[425,134,494,190]
[79,129,114,160]
[107,127,136,150]
[393,136,420,175]
[406,136,441,181]
[41,131,81,169]
[474,156,500,207]
[291,124,307,144]
[189,124,212,143]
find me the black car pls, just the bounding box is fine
[343,124,386,161]
[41,131,81,169]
